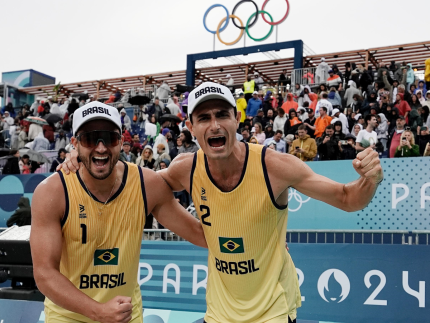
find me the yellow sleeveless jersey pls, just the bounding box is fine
[191,143,301,323]
[44,162,146,323]
[243,80,256,94]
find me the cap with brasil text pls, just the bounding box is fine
[73,101,122,136]
[187,82,236,116]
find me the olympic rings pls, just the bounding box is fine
[288,188,311,212]
[261,0,290,25]
[216,15,244,46]
[232,0,258,30]
[246,10,273,42]
[205,0,290,44]
[203,4,229,34]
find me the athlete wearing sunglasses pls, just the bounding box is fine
[31,101,207,323]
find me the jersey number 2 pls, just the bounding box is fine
[200,205,211,226]
[80,223,87,244]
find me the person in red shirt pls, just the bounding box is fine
[394,93,411,120]
[281,93,298,112]
[388,115,406,158]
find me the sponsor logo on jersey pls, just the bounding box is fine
[94,248,119,266]
[79,272,126,289]
[219,237,244,254]
[201,187,207,201]
[79,204,86,218]
[215,257,259,275]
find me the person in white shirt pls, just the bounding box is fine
[1,111,14,131]
[356,114,378,152]
[226,74,234,86]
[315,93,333,118]
[273,108,288,136]
[331,108,349,135]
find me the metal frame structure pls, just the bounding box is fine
[186,40,304,86]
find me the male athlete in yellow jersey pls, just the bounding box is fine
[31,102,207,323]
[61,82,383,323]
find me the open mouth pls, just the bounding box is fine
[92,156,109,168]
[208,136,226,149]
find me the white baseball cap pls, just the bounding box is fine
[73,101,121,136]
[332,108,340,115]
[188,82,236,116]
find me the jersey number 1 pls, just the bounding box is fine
[80,224,87,244]
[200,205,211,226]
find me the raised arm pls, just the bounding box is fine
[143,167,207,249]
[30,174,132,323]
[265,147,383,212]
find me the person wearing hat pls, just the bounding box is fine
[159,159,170,170]
[34,101,206,323]
[120,108,131,131]
[119,141,137,164]
[246,90,262,118]
[60,82,384,323]
[331,108,349,135]
[1,110,14,133]
[236,92,247,129]
[225,74,234,86]
[327,70,342,88]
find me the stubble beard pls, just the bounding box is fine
[78,147,119,180]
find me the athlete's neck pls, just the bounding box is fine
[206,141,246,192]
[81,162,123,201]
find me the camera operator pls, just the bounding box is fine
[394,130,420,157]
[317,124,340,160]
[339,134,357,160]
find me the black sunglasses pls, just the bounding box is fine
[76,131,121,148]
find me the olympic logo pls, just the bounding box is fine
[203,0,290,46]
[288,188,310,212]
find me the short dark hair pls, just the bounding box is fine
[241,128,249,133]
[10,149,18,156]
[302,102,309,108]
[322,93,328,99]
[275,130,283,135]
[365,114,377,125]
[319,106,327,112]
[297,124,306,131]
[325,124,334,131]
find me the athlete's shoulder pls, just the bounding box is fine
[158,152,196,193]
[263,148,309,184]
[32,172,66,221]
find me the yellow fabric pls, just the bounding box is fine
[425,58,430,82]
[191,143,301,323]
[44,162,146,323]
[289,135,317,161]
[243,80,256,94]
[236,97,247,122]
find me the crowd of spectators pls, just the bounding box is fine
[1,59,430,177]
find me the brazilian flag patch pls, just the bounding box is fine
[219,237,244,254]
[94,248,119,266]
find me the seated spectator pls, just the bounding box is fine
[253,109,266,129]
[119,142,137,164]
[263,130,286,153]
[281,93,298,113]
[339,134,357,160]
[362,91,378,117]
[253,122,266,145]
[394,130,420,157]
[153,143,171,170]
[331,108,349,135]
[249,136,258,144]
[345,81,361,107]
[6,197,31,227]
[411,94,423,109]
[297,107,308,122]
[19,154,31,174]
[50,149,67,172]
[274,108,287,135]
[356,114,378,152]
[416,126,430,155]
[284,109,302,136]
[122,125,132,144]
[159,159,171,170]
[332,121,345,141]
[263,109,275,127]
[178,129,199,154]
[289,125,317,161]
[136,145,155,169]
[240,128,251,143]
[314,107,332,138]
[327,87,342,108]
[408,107,423,138]
[317,124,340,160]
[264,124,275,139]
[376,113,389,151]
[54,130,69,150]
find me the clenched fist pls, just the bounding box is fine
[353,148,383,184]
[95,296,133,323]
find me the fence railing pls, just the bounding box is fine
[291,67,319,88]
[141,229,430,245]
